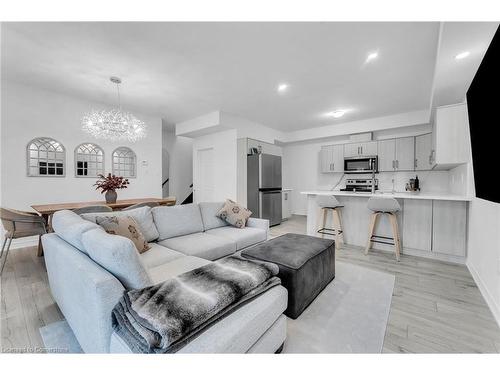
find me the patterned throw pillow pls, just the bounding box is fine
[95,215,151,254]
[216,199,252,229]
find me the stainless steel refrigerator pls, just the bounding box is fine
[247,153,282,226]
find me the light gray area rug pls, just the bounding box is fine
[40,261,394,354]
[283,261,395,353]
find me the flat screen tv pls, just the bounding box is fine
[466,25,500,204]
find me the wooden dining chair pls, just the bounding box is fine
[122,201,160,211]
[0,207,47,275]
[72,205,113,215]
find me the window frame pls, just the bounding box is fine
[74,142,105,178]
[111,146,137,178]
[26,137,66,177]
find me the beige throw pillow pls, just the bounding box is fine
[95,215,151,254]
[216,199,252,229]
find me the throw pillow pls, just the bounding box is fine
[95,215,151,254]
[216,199,252,229]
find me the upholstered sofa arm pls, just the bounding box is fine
[42,233,125,353]
[247,217,270,239]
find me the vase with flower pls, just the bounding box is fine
[94,173,130,204]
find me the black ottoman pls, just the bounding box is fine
[241,233,335,319]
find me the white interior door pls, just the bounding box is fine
[195,147,215,203]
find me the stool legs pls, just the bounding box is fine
[321,208,327,239]
[365,212,379,255]
[365,212,401,261]
[388,213,401,262]
[332,209,344,250]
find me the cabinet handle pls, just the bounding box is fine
[361,146,363,155]
[392,160,395,169]
[396,160,399,169]
[415,159,418,169]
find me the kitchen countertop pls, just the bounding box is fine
[300,190,472,202]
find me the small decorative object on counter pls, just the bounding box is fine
[405,175,421,192]
[94,173,130,204]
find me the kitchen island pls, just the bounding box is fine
[301,190,472,263]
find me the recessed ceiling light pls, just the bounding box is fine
[277,83,289,93]
[326,110,346,118]
[455,51,470,60]
[366,51,379,63]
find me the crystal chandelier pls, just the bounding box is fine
[82,77,147,142]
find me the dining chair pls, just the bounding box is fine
[72,205,113,215]
[122,201,160,211]
[0,207,47,275]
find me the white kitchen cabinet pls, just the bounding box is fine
[343,141,377,157]
[395,137,415,171]
[377,139,396,172]
[282,190,292,220]
[402,199,432,252]
[377,137,414,172]
[432,200,467,257]
[432,103,469,169]
[320,145,344,173]
[415,133,433,171]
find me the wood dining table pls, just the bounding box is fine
[31,197,176,256]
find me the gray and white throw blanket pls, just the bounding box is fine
[111,255,280,353]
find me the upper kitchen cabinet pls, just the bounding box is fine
[377,139,396,172]
[432,103,470,169]
[344,141,377,157]
[415,133,433,171]
[377,137,414,172]
[320,144,344,173]
[395,137,415,171]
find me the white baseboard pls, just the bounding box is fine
[466,261,500,329]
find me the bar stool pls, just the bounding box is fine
[365,197,402,261]
[316,196,344,249]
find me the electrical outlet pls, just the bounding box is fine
[141,160,148,166]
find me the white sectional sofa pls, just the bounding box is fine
[42,202,288,353]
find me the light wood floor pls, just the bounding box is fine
[1,215,499,353]
[271,215,500,353]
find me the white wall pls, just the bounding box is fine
[1,81,163,211]
[162,125,193,203]
[467,198,500,325]
[192,129,237,203]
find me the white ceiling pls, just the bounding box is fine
[1,22,496,131]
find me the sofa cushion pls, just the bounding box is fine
[140,243,185,269]
[158,232,236,260]
[81,228,152,290]
[152,203,204,241]
[51,210,103,254]
[199,201,229,231]
[81,206,159,242]
[216,199,252,228]
[95,215,150,254]
[206,226,267,250]
[148,256,211,284]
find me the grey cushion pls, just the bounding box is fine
[199,201,229,230]
[316,195,342,208]
[140,243,185,269]
[206,226,266,250]
[367,197,401,213]
[81,228,152,290]
[152,203,204,241]
[51,210,103,254]
[148,256,211,284]
[158,232,237,260]
[81,206,159,242]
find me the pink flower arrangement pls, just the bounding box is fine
[94,173,130,194]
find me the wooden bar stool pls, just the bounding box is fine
[365,197,402,261]
[316,196,344,250]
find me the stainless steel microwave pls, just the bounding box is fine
[344,156,378,174]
